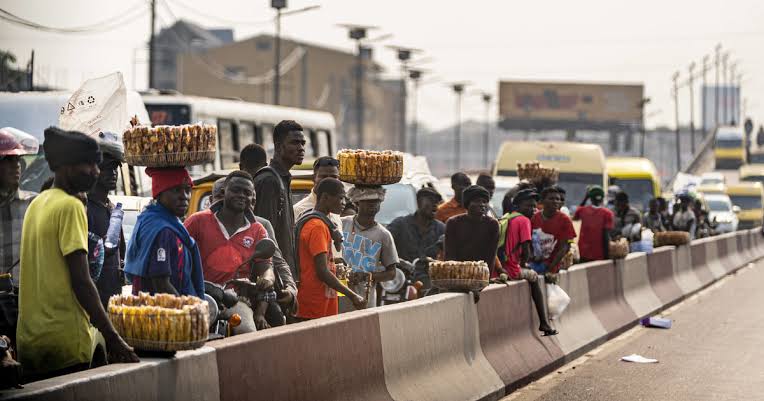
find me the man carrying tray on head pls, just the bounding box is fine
[124,167,204,298]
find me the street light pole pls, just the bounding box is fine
[729,63,737,125]
[701,55,709,137]
[452,83,465,170]
[722,52,729,126]
[688,62,696,154]
[482,93,492,168]
[714,44,721,129]
[148,0,156,89]
[387,46,421,152]
[673,71,681,173]
[408,69,422,154]
[271,0,286,105]
[639,97,651,157]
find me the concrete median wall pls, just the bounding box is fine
[4,231,762,401]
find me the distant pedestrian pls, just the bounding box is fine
[673,194,697,240]
[643,198,666,232]
[435,172,471,223]
[573,186,614,262]
[612,191,642,242]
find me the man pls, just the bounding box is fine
[87,135,125,309]
[0,129,37,288]
[643,198,666,232]
[656,197,671,230]
[435,172,471,223]
[294,156,343,257]
[185,171,279,331]
[388,187,445,263]
[239,143,268,177]
[672,195,696,239]
[253,120,305,276]
[496,189,557,336]
[444,185,499,268]
[341,186,399,308]
[17,127,138,380]
[573,186,614,262]
[295,178,365,320]
[212,176,297,317]
[476,173,498,218]
[531,186,577,275]
[612,191,642,242]
[124,167,204,297]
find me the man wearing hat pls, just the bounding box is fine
[87,132,126,308]
[444,185,500,269]
[573,185,614,262]
[18,127,138,380]
[341,185,399,308]
[0,128,37,289]
[124,167,204,298]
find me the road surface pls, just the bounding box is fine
[503,259,764,401]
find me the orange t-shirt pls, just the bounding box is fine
[296,218,338,319]
[435,198,467,223]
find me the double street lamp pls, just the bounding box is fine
[271,1,320,105]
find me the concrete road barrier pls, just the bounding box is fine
[476,283,564,393]
[672,244,703,295]
[690,240,716,286]
[376,293,505,401]
[618,252,662,318]
[0,347,220,401]
[585,260,638,335]
[645,246,684,305]
[553,264,608,355]
[209,311,393,401]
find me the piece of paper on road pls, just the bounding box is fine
[621,354,658,363]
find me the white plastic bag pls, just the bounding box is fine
[58,72,128,138]
[546,283,571,320]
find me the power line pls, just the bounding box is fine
[0,4,147,34]
[166,0,274,27]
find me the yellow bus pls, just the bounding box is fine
[726,182,764,230]
[606,157,661,210]
[714,126,747,169]
[493,141,606,211]
[739,164,764,185]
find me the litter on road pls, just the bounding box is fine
[621,354,659,363]
[640,317,673,329]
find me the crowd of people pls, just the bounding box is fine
[0,119,730,384]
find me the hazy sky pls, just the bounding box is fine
[2,0,764,132]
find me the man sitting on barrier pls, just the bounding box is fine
[444,185,500,270]
[496,189,557,336]
[185,171,282,332]
[530,186,577,279]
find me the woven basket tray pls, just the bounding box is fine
[339,173,402,185]
[122,337,207,352]
[432,278,489,292]
[124,150,216,168]
[655,231,691,247]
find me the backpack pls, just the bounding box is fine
[497,212,523,264]
[293,211,337,284]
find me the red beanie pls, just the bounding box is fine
[146,167,194,198]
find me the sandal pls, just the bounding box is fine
[541,328,558,336]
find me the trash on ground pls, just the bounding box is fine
[640,317,672,329]
[621,354,658,363]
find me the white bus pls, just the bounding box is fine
[141,92,338,171]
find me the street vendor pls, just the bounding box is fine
[124,167,204,297]
[341,185,399,308]
[18,127,138,381]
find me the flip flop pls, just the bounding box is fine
[541,329,558,336]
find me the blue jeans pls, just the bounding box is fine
[530,261,549,274]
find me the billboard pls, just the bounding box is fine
[498,81,644,131]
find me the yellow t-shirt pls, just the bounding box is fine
[17,188,94,375]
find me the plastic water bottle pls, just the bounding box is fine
[104,203,124,249]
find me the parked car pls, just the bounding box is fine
[701,193,739,234]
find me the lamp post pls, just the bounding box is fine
[714,44,721,128]
[673,71,681,173]
[701,55,710,137]
[722,52,729,125]
[387,46,422,152]
[729,62,737,125]
[451,83,467,170]
[339,24,377,149]
[688,62,696,154]
[271,0,286,105]
[481,93,492,168]
[408,68,423,154]
[639,97,651,157]
[148,0,156,89]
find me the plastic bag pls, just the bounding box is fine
[630,229,654,254]
[58,72,128,138]
[546,283,571,320]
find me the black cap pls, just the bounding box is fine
[43,126,101,171]
[512,188,540,205]
[417,187,443,203]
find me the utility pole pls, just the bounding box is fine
[272,0,286,105]
[688,62,696,154]
[673,71,681,173]
[729,63,737,125]
[28,50,34,90]
[148,0,156,89]
[701,55,709,137]
[452,83,467,170]
[387,46,420,152]
[482,93,492,168]
[639,97,651,157]
[714,44,721,129]
[722,52,729,126]
[341,25,375,149]
[408,69,423,154]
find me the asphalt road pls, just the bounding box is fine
[503,259,764,401]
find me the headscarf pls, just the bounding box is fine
[462,185,490,208]
[146,167,193,198]
[347,185,386,203]
[43,126,101,171]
